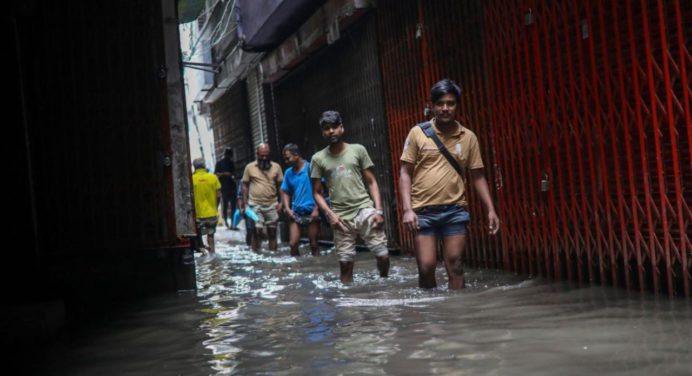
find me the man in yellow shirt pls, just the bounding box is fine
[399,79,499,289]
[192,158,221,254]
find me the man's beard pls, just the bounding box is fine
[327,135,341,144]
[258,159,271,170]
[435,112,454,124]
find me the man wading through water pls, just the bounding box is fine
[281,143,320,257]
[311,110,390,284]
[241,143,283,252]
[399,79,499,289]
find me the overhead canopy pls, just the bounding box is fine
[236,0,326,51]
[178,0,206,24]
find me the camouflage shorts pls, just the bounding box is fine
[196,216,218,235]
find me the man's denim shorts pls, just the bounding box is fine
[415,204,470,237]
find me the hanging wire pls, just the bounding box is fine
[184,0,232,62]
[210,0,239,47]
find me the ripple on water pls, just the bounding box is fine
[190,231,692,376]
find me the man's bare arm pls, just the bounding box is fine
[469,168,500,234]
[399,162,418,231]
[363,168,384,228]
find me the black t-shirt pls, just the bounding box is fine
[214,158,236,192]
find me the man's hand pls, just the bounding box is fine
[402,209,418,232]
[488,211,500,235]
[309,209,320,222]
[372,211,384,229]
[328,211,349,232]
[285,208,296,221]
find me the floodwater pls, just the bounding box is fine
[42,227,691,375]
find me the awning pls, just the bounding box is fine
[203,47,263,104]
[236,0,326,51]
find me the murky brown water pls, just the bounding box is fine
[42,227,691,375]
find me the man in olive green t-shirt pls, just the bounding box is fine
[241,143,283,251]
[311,110,389,284]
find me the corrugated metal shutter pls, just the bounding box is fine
[247,67,268,148]
[210,81,254,175]
[271,13,399,248]
[18,0,179,251]
[377,0,692,296]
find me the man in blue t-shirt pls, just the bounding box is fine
[281,143,320,256]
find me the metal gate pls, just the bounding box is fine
[271,13,400,248]
[247,67,269,148]
[16,0,183,251]
[210,81,254,175]
[378,0,691,297]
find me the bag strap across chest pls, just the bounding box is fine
[417,121,465,177]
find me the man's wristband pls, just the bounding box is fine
[375,209,383,215]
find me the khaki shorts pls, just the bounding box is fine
[249,202,279,229]
[333,207,388,262]
[196,216,218,235]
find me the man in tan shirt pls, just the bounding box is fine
[241,143,283,251]
[399,79,500,289]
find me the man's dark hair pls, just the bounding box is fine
[319,110,342,127]
[282,143,300,156]
[192,158,206,170]
[430,79,461,103]
[224,147,233,156]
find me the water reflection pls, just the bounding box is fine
[40,227,691,375]
[194,228,691,375]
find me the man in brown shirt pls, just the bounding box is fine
[399,79,500,289]
[240,143,283,251]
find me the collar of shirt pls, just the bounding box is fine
[431,118,466,136]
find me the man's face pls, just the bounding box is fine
[283,150,300,166]
[433,93,457,124]
[321,123,344,144]
[257,147,271,162]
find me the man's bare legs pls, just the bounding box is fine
[289,222,320,256]
[207,234,215,254]
[340,256,388,284]
[267,227,278,251]
[251,227,277,251]
[252,228,262,251]
[416,235,466,290]
[441,234,466,289]
[376,256,390,277]
[415,234,466,289]
[339,261,354,284]
[245,228,253,246]
[415,235,438,288]
[308,222,320,256]
[289,222,301,256]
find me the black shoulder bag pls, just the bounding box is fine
[417,121,465,176]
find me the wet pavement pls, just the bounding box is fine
[40,225,691,375]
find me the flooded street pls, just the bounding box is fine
[43,227,691,375]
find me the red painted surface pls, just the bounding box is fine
[377,0,691,297]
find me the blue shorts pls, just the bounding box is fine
[415,205,470,237]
